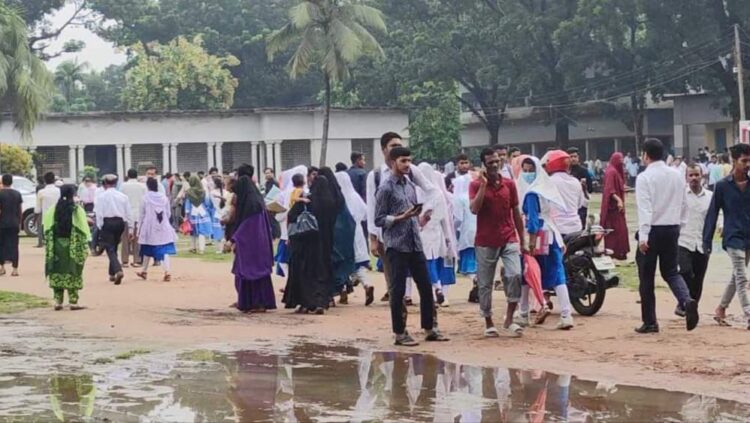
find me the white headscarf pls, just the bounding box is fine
[277,165,307,208]
[453,173,472,200]
[335,171,367,223]
[516,156,566,210]
[418,162,458,259]
[417,163,446,221]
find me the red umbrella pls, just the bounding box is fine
[523,253,545,311]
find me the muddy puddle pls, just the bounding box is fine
[2,317,750,422]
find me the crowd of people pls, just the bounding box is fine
[2,131,750,344]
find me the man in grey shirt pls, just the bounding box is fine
[375,147,448,347]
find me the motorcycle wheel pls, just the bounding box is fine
[569,258,606,316]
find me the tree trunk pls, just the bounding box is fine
[486,107,501,145]
[319,75,331,168]
[631,93,645,156]
[555,117,569,150]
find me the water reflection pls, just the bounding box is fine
[2,342,750,422]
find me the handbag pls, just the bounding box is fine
[179,218,193,236]
[288,205,319,239]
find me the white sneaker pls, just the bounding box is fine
[556,316,574,330]
[513,313,530,328]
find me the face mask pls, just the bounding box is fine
[521,172,536,184]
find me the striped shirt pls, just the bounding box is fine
[374,174,422,253]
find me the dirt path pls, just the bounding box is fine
[3,242,750,403]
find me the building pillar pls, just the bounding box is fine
[673,125,686,157]
[68,146,77,181]
[272,140,282,172]
[206,142,216,171]
[614,138,621,153]
[170,143,179,174]
[265,141,274,173]
[215,142,224,174]
[584,139,591,161]
[530,143,538,157]
[77,145,85,175]
[123,144,132,172]
[162,144,170,174]
[116,144,124,180]
[251,141,259,172]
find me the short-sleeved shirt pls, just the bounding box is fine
[469,177,519,248]
[0,189,23,229]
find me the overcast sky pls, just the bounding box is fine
[44,3,126,71]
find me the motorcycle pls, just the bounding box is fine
[544,223,620,316]
[563,224,619,316]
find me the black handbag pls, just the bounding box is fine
[288,205,319,239]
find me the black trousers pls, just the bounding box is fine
[678,247,710,305]
[101,217,126,276]
[635,226,692,325]
[578,207,588,228]
[385,249,435,335]
[0,227,19,268]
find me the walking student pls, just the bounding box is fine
[44,184,91,310]
[635,138,698,333]
[703,143,750,329]
[35,172,60,247]
[469,148,526,337]
[0,174,23,276]
[184,175,215,254]
[120,169,146,267]
[375,146,448,346]
[676,164,712,316]
[136,178,177,282]
[94,174,132,285]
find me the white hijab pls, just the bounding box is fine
[419,162,458,259]
[417,163,446,221]
[516,156,566,210]
[335,171,367,223]
[453,173,472,200]
[277,165,307,208]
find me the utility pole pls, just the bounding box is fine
[735,24,746,121]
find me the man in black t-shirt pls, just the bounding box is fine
[566,147,593,227]
[0,174,23,276]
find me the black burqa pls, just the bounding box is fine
[282,176,337,311]
[317,167,356,294]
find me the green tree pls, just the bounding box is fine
[7,0,88,60]
[122,35,240,111]
[404,82,461,163]
[266,0,387,166]
[0,144,34,175]
[88,0,321,108]
[0,3,53,137]
[54,59,87,106]
[82,65,126,111]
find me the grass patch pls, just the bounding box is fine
[174,235,232,263]
[93,357,114,365]
[180,349,218,362]
[616,262,639,291]
[0,291,49,314]
[114,349,152,360]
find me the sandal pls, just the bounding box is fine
[70,305,86,311]
[11,269,19,277]
[136,272,147,280]
[163,273,171,282]
[504,323,524,338]
[404,297,414,306]
[535,308,551,325]
[713,315,731,327]
[484,327,500,338]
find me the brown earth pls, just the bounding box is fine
[2,241,750,404]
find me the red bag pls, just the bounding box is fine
[179,219,193,236]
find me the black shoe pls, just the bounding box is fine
[684,299,699,331]
[468,286,479,303]
[365,286,374,306]
[114,271,124,285]
[435,289,445,305]
[634,324,660,334]
[380,292,390,302]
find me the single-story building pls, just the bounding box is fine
[0,107,409,181]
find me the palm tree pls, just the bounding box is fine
[0,3,52,138]
[267,0,386,167]
[54,60,88,107]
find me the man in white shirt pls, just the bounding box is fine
[367,131,440,308]
[546,151,585,237]
[94,174,133,285]
[676,164,712,317]
[34,172,60,247]
[120,169,147,268]
[493,145,514,179]
[635,139,698,333]
[145,166,166,195]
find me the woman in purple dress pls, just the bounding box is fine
[226,165,276,313]
[136,178,177,282]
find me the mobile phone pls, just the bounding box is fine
[413,203,423,213]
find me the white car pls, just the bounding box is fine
[10,176,39,237]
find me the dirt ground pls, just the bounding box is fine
[2,240,750,404]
